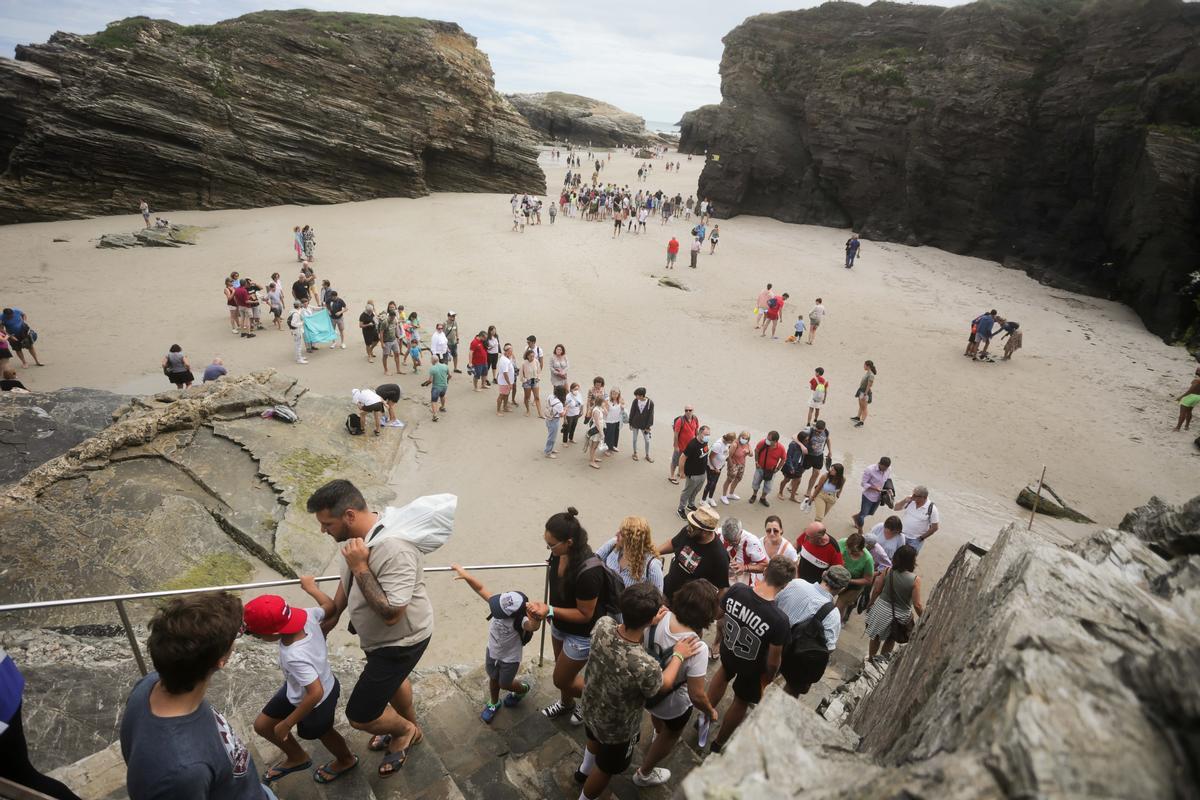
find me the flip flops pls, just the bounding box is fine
[313,755,359,784]
[263,759,312,784]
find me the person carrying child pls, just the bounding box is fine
[242,578,359,785]
[451,565,541,723]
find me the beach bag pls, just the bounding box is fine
[345,414,364,436]
[787,601,835,658]
[367,495,457,554]
[880,479,896,509]
[643,620,691,709]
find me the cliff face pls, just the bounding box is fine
[693,0,1200,345]
[0,11,545,223]
[506,91,656,147]
[677,104,720,155]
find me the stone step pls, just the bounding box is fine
[45,740,127,800]
[235,714,378,800]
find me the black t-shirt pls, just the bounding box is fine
[359,310,374,328]
[0,379,26,391]
[682,438,708,477]
[328,298,346,319]
[548,554,604,637]
[663,528,729,604]
[292,280,308,301]
[719,583,789,670]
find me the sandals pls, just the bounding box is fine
[668,477,680,485]
[314,755,359,784]
[263,759,312,784]
[375,729,423,778]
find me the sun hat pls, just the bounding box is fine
[686,506,720,532]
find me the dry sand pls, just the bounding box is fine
[2,149,1196,666]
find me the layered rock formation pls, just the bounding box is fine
[0,372,404,628]
[0,11,545,223]
[506,91,657,147]
[677,104,720,155]
[684,493,1200,798]
[690,0,1200,346]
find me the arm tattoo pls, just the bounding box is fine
[354,570,401,621]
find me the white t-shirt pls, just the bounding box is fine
[353,388,384,407]
[645,613,708,720]
[497,355,515,386]
[763,538,798,563]
[900,499,940,542]
[809,304,826,322]
[604,401,623,424]
[486,336,500,355]
[547,396,564,419]
[565,390,583,417]
[708,439,730,471]
[430,331,449,356]
[725,530,769,586]
[279,607,336,706]
[871,523,906,561]
[488,612,532,664]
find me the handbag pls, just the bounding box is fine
[887,570,914,644]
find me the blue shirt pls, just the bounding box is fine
[1,309,26,336]
[202,364,227,383]
[976,314,994,337]
[0,648,24,728]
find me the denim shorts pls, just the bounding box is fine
[550,625,592,661]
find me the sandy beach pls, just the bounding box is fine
[2,149,1196,667]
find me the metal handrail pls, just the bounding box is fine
[0,561,553,677]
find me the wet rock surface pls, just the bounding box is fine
[0,387,128,485]
[684,494,1200,799]
[688,0,1200,346]
[0,11,545,224]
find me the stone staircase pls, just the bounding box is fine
[43,644,870,800]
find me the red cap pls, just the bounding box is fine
[243,595,308,636]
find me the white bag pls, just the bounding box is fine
[366,494,457,554]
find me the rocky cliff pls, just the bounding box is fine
[677,104,720,155]
[0,11,545,223]
[684,494,1200,798]
[691,0,1200,346]
[506,91,658,147]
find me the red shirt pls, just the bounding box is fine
[667,238,680,254]
[765,298,784,321]
[233,286,251,308]
[809,376,828,392]
[469,337,488,366]
[673,415,700,450]
[754,439,787,471]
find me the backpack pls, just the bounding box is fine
[270,404,298,423]
[787,601,835,659]
[767,296,780,310]
[287,311,300,330]
[345,413,364,436]
[581,556,625,619]
[643,619,692,708]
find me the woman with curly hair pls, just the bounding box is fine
[594,515,664,592]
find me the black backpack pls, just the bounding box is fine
[581,556,625,620]
[345,414,364,436]
[643,620,691,708]
[787,601,836,658]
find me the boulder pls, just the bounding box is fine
[505,91,660,147]
[686,0,1200,347]
[1118,494,1200,558]
[0,11,545,224]
[95,233,137,248]
[0,387,128,485]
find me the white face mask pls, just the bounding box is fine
[739,438,749,444]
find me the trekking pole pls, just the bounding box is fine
[538,557,550,668]
[1027,465,1047,531]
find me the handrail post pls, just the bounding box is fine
[115,599,148,677]
[537,557,550,668]
[1028,465,1047,531]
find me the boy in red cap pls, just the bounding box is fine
[243,577,358,785]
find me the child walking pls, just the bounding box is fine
[242,577,359,785]
[451,564,540,723]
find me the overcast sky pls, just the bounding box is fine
[1,1,962,122]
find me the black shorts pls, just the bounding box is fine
[781,466,803,480]
[346,637,430,725]
[780,649,830,695]
[361,401,385,413]
[376,384,401,403]
[657,705,693,732]
[261,678,341,739]
[584,726,638,775]
[804,452,825,470]
[719,651,766,705]
[967,332,977,344]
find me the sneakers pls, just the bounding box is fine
[800,498,812,511]
[329,343,338,350]
[677,508,688,520]
[571,706,584,726]
[296,358,308,364]
[729,494,741,501]
[632,768,671,787]
[748,494,757,504]
[503,681,531,707]
[340,344,347,349]
[854,420,865,428]
[760,497,770,507]
[480,703,500,724]
[720,496,730,505]
[541,700,574,719]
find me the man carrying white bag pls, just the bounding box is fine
[305,480,456,779]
